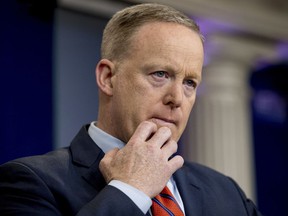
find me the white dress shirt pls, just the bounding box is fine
[88,121,185,215]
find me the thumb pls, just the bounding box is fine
[99,148,119,183]
[105,148,119,158]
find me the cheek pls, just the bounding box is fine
[180,98,196,127]
[116,84,149,121]
[184,95,196,113]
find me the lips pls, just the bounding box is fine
[150,117,177,126]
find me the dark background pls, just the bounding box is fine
[0,0,55,162]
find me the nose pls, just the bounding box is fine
[163,82,183,108]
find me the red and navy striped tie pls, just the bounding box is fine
[151,186,184,216]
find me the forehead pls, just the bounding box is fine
[128,22,204,76]
[130,22,203,58]
[132,21,202,46]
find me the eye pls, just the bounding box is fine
[184,79,197,89]
[152,71,169,78]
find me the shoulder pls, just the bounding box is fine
[8,147,69,167]
[182,160,227,178]
[0,147,71,184]
[180,161,262,215]
[0,124,89,178]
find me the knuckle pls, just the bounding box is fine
[146,142,157,152]
[128,138,137,146]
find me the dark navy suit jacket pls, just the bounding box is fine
[0,125,262,215]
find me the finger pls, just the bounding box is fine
[168,155,184,174]
[161,139,178,159]
[148,126,172,148]
[130,121,157,143]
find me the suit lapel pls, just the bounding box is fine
[81,152,107,191]
[174,165,203,216]
[70,125,107,191]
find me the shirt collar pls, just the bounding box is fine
[88,121,125,153]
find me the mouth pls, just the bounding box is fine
[149,117,177,127]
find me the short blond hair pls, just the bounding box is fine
[101,3,203,61]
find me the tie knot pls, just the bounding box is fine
[160,186,171,196]
[151,186,184,216]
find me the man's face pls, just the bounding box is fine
[109,22,204,143]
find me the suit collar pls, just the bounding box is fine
[70,125,103,167]
[174,164,203,216]
[70,125,106,190]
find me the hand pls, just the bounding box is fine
[99,121,184,198]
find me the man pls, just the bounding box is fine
[0,3,262,216]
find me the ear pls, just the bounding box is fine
[96,59,115,96]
